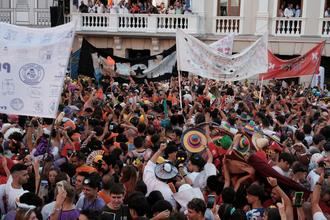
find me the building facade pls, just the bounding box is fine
[1,0,329,82]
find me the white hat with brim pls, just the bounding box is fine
[173,187,204,210]
[155,162,178,181]
[252,133,270,150]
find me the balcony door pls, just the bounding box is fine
[217,0,240,16]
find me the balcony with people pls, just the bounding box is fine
[272,0,304,36]
[1,0,330,39]
[214,0,242,34]
[70,0,199,34]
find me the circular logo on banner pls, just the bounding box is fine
[19,63,45,85]
[10,98,24,111]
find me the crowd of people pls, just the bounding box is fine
[0,73,329,220]
[78,0,192,15]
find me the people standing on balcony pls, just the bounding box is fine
[79,1,89,13]
[294,4,301,17]
[325,7,330,17]
[93,0,105,13]
[168,5,175,14]
[88,0,95,13]
[284,3,294,18]
[174,0,183,14]
[158,2,167,14]
[278,4,285,17]
[130,2,141,13]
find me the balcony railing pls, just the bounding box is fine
[34,8,51,26]
[71,13,199,34]
[0,8,50,27]
[0,8,12,23]
[320,18,330,37]
[272,17,304,36]
[214,16,242,34]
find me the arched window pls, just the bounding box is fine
[217,0,240,16]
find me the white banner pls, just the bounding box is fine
[209,33,234,55]
[0,22,76,118]
[143,52,177,78]
[176,29,268,81]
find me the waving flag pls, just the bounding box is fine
[260,41,325,80]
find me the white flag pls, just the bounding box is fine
[176,29,268,81]
[0,22,76,118]
[143,52,177,78]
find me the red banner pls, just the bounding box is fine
[260,41,325,80]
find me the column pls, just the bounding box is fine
[255,0,269,35]
[191,0,206,34]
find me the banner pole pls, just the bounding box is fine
[176,31,183,109]
[259,77,264,105]
[178,71,183,109]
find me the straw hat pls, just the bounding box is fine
[155,162,178,181]
[234,136,251,155]
[181,128,207,153]
[252,133,269,151]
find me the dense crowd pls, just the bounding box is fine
[78,0,192,15]
[0,74,329,220]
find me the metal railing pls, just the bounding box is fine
[214,16,242,34]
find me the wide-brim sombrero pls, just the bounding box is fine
[233,135,251,155]
[155,162,178,181]
[181,128,207,153]
[252,132,269,151]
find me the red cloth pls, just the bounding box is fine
[60,142,80,157]
[320,201,330,216]
[248,154,310,193]
[0,157,13,176]
[260,41,325,80]
[0,157,13,184]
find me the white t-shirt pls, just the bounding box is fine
[305,135,313,146]
[3,181,28,212]
[193,163,217,189]
[313,211,327,220]
[307,170,320,191]
[41,201,56,220]
[272,165,289,177]
[0,184,5,214]
[143,160,176,208]
[284,8,294,17]
[187,172,199,183]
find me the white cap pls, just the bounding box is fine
[178,184,192,192]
